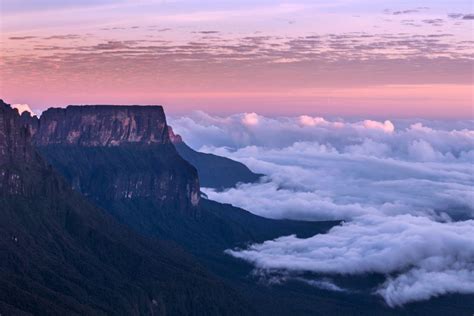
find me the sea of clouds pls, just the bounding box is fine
[169,111,474,307]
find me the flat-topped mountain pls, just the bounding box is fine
[32,105,200,209]
[36,105,170,146]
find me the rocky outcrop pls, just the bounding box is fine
[34,105,200,209]
[168,126,184,143]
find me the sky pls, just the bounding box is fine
[168,112,474,306]
[0,0,473,118]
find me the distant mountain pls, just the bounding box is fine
[0,100,250,315]
[168,126,262,190]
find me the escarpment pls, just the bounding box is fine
[33,105,200,210]
[34,105,170,146]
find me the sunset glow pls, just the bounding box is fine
[1,0,473,117]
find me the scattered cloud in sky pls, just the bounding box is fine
[169,112,474,306]
[449,13,474,20]
[1,0,472,115]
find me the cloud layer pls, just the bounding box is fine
[169,112,474,306]
[227,215,474,307]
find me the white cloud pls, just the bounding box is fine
[407,139,442,162]
[202,142,473,221]
[169,112,474,156]
[168,112,474,306]
[362,119,395,133]
[12,103,35,116]
[241,112,260,126]
[299,115,328,127]
[227,215,474,306]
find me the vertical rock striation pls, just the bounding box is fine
[35,105,170,146]
[34,105,200,210]
[0,100,51,196]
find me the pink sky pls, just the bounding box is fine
[0,0,473,118]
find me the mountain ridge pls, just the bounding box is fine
[168,126,262,189]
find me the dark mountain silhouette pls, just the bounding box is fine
[168,126,262,190]
[0,100,250,315]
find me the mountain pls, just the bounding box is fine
[0,100,250,315]
[31,105,334,250]
[32,106,332,252]
[168,126,262,189]
[24,104,473,315]
[34,106,200,210]
[31,105,359,315]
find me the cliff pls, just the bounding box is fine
[35,105,170,146]
[34,105,200,209]
[0,100,53,196]
[0,101,35,167]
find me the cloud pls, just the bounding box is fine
[170,112,474,161]
[298,115,328,127]
[8,36,37,40]
[448,13,474,20]
[12,104,35,116]
[422,18,444,26]
[1,0,127,13]
[3,30,472,106]
[44,34,81,40]
[227,215,474,307]
[362,119,394,133]
[194,30,220,35]
[384,7,429,16]
[169,112,474,306]
[174,114,474,223]
[242,112,260,126]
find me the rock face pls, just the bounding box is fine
[168,126,262,189]
[35,105,170,146]
[0,102,34,166]
[168,126,183,143]
[34,105,200,209]
[0,100,45,196]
